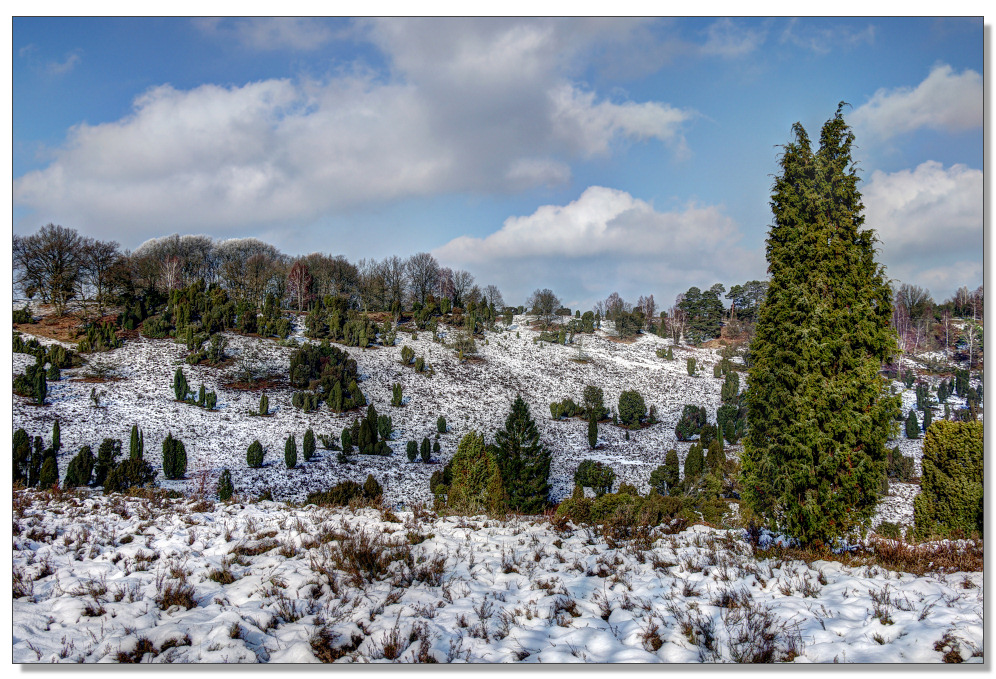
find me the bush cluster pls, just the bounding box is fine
[573,460,616,497]
[549,397,583,420]
[913,421,983,540]
[289,341,365,412]
[77,321,122,353]
[675,404,708,441]
[306,474,383,506]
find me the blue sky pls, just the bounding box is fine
[12,17,984,311]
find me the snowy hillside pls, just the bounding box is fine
[12,490,983,663]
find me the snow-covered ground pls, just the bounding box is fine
[12,490,983,663]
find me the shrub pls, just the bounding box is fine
[173,367,191,402]
[13,428,30,485]
[129,425,144,460]
[39,456,59,489]
[307,478,382,507]
[303,429,316,461]
[885,447,915,482]
[391,383,403,407]
[64,445,96,487]
[720,371,740,403]
[285,435,298,468]
[414,356,425,372]
[905,410,919,439]
[13,304,32,324]
[420,437,431,463]
[675,405,708,441]
[406,441,418,462]
[34,369,47,405]
[217,469,234,501]
[705,439,726,473]
[437,415,447,434]
[433,439,441,455]
[377,415,393,442]
[699,423,718,448]
[401,345,415,365]
[162,433,188,480]
[618,390,646,428]
[687,357,696,376]
[205,391,217,410]
[923,406,933,432]
[247,440,264,468]
[341,429,353,454]
[587,415,598,449]
[683,443,704,481]
[93,438,122,487]
[913,421,983,540]
[582,385,608,421]
[650,450,681,495]
[104,457,156,493]
[259,393,269,415]
[362,474,383,502]
[574,460,616,497]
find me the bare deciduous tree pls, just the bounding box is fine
[407,252,440,307]
[13,224,84,315]
[528,288,561,326]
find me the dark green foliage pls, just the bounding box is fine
[549,397,583,420]
[683,443,704,481]
[94,438,122,487]
[13,428,31,485]
[289,341,364,412]
[363,474,383,501]
[391,383,403,407]
[885,447,915,483]
[39,455,58,489]
[28,437,43,487]
[197,384,205,406]
[617,390,646,428]
[247,440,264,468]
[675,405,708,441]
[34,368,47,405]
[420,437,431,463]
[341,429,353,454]
[923,406,933,432]
[650,449,681,495]
[414,356,425,372]
[686,358,696,376]
[717,400,747,445]
[705,439,725,473]
[259,393,269,415]
[400,345,415,365]
[376,414,393,441]
[13,305,32,323]
[905,410,920,439]
[587,414,598,449]
[679,286,725,345]
[720,371,740,403]
[699,423,718,448]
[13,363,43,400]
[129,425,144,460]
[303,429,316,461]
[77,321,122,353]
[217,469,234,501]
[162,433,187,479]
[437,415,447,434]
[713,363,722,378]
[435,432,507,515]
[46,363,61,381]
[574,460,616,497]
[902,369,915,389]
[913,421,983,540]
[292,391,321,412]
[433,439,441,454]
[51,420,60,455]
[173,367,190,402]
[205,391,217,410]
[406,440,418,462]
[64,445,95,487]
[915,381,930,411]
[954,369,968,397]
[740,106,899,546]
[582,385,609,421]
[285,435,298,468]
[493,395,552,513]
[104,456,157,493]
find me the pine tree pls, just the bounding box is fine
[303,429,316,461]
[740,106,899,545]
[285,435,298,468]
[493,395,552,513]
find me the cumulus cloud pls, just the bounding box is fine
[851,64,982,139]
[434,186,761,310]
[14,19,696,243]
[193,17,336,51]
[863,161,982,293]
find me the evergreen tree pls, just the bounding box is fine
[162,433,187,479]
[406,440,418,462]
[259,392,269,415]
[905,410,920,439]
[64,445,95,487]
[923,406,933,432]
[51,420,61,455]
[493,395,552,513]
[34,369,47,405]
[913,421,983,540]
[247,440,264,468]
[302,429,316,461]
[28,437,43,487]
[705,439,726,473]
[39,455,59,489]
[740,106,899,545]
[173,367,189,402]
[683,443,704,481]
[587,413,598,449]
[285,435,298,468]
[217,469,234,501]
[93,438,122,487]
[341,429,353,454]
[129,424,144,460]
[13,428,31,485]
[443,432,507,515]
[433,439,441,455]
[437,415,447,434]
[420,437,431,463]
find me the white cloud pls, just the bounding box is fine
[47,51,81,75]
[851,64,982,139]
[194,17,335,51]
[434,186,760,310]
[15,19,695,243]
[863,161,982,292]
[780,19,875,54]
[700,18,766,58]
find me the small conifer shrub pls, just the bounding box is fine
[905,410,919,439]
[391,383,403,407]
[420,437,431,463]
[303,429,316,461]
[64,445,95,487]
[162,433,188,480]
[173,367,190,402]
[406,441,417,462]
[913,421,983,540]
[285,435,298,468]
[247,440,264,468]
[687,358,696,376]
[217,469,234,501]
[437,415,447,434]
[259,393,269,416]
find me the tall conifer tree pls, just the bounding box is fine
[741,105,898,545]
[493,395,551,513]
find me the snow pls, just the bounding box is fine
[12,490,983,663]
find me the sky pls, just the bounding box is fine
[11,17,985,312]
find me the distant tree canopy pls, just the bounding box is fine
[678,284,725,344]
